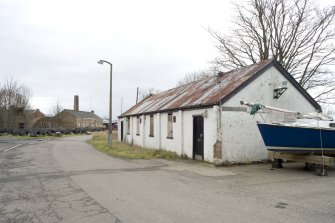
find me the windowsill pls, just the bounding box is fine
[166,136,173,139]
[136,134,140,136]
[149,135,154,137]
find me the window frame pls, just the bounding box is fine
[149,115,154,137]
[126,117,130,134]
[136,116,140,136]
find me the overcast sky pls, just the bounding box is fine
[0,0,333,119]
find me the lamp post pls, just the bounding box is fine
[97,60,113,146]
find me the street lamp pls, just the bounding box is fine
[97,60,113,147]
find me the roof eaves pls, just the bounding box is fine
[118,103,216,118]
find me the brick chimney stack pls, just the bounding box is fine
[74,95,79,111]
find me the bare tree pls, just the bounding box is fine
[49,101,63,116]
[176,68,218,86]
[48,101,64,127]
[209,0,335,104]
[138,88,160,101]
[0,77,32,131]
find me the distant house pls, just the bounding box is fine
[35,110,103,129]
[23,109,45,128]
[13,109,45,129]
[103,119,118,130]
[34,116,55,128]
[34,96,103,129]
[118,59,320,163]
[0,108,45,130]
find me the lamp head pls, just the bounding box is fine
[97,60,104,64]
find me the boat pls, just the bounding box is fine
[241,101,335,155]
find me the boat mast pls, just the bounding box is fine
[240,101,300,116]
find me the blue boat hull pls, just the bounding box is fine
[257,123,335,154]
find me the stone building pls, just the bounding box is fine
[22,109,45,128]
[34,95,103,129]
[1,108,45,129]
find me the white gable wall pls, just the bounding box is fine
[220,66,318,162]
[223,66,317,112]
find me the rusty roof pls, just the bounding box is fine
[120,59,320,117]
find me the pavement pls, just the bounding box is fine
[0,135,335,223]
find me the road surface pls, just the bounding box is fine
[1,135,335,223]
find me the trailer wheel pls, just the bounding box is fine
[315,165,328,176]
[272,159,283,168]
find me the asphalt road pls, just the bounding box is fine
[0,135,335,223]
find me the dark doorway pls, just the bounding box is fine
[193,116,204,160]
[19,123,24,129]
[120,121,124,141]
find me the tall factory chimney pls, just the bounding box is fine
[74,95,79,111]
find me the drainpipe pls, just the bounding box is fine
[214,72,223,165]
[217,74,223,141]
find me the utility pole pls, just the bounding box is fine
[97,60,113,147]
[121,97,123,114]
[136,87,139,104]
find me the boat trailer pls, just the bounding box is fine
[268,151,335,176]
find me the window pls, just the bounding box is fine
[149,115,154,137]
[136,116,140,135]
[167,113,173,139]
[127,117,130,134]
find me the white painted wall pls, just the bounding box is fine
[132,116,143,146]
[220,111,266,162]
[160,112,180,154]
[181,108,217,162]
[119,116,134,145]
[143,114,159,149]
[118,107,217,162]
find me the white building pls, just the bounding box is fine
[118,59,320,163]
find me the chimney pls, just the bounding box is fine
[74,95,79,111]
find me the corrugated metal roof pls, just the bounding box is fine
[120,59,274,117]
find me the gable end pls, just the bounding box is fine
[220,60,321,111]
[220,60,274,105]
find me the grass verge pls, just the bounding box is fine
[88,132,178,160]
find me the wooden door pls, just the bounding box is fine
[193,116,204,160]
